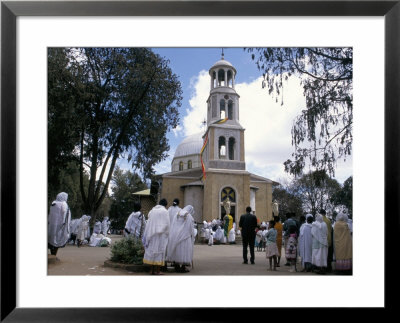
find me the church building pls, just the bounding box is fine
[157,54,276,224]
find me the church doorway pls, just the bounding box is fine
[220,187,236,223]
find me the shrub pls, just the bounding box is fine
[110,236,145,265]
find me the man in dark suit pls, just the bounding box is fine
[239,206,258,264]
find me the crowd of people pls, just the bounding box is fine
[48,192,114,256]
[199,219,237,245]
[127,198,197,275]
[236,206,353,274]
[281,209,353,274]
[48,192,352,275]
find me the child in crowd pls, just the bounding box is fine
[256,226,263,251]
[286,226,298,272]
[208,231,214,246]
[265,220,279,271]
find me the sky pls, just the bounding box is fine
[119,47,352,185]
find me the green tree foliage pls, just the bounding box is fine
[294,170,342,216]
[272,185,303,220]
[331,176,353,217]
[47,161,89,218]
[247,48,352,177]
[109,167,147,230]
[48,48,182,224]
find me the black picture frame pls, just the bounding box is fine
[1,0,397,321]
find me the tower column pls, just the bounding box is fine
[211,71,214,89]
[224,70,227,87]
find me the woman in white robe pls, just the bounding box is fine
[142,199,170,275]
[228,227,236,244]
[93,221,102,234]
[124,202,146,239]
[166,205,195,273]
[101,216,111,236]
[48,192,71,256]
[76,215,90,247]
[311,214,329,273]
[298,214,313,271]
[168,198,181,224]
[214,226,224,244]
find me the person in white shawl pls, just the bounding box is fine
[48,192,71,256]
[93,220,102,234]
[228,227,236,244]
[124,202,146,239]
[311,214,329,273]
[142,199,170,275]
[298,214,313,272]
[214,225,224,244]
[101,216,111,236]
[168,198,181,224]
[166,205,195,273]
[76,215,90,247]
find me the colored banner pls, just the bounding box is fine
[200,117,229,180]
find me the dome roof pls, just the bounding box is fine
[174,132,204,159]
[210,58,236,73]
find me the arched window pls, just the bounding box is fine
[227,70,233,87]
[228,137,235,160]
[188,160,192,169]
[228,100,233,120]
[220,99,226,119]
[213,71,217,88]
[218,69,225,86]
[218,136,226,158]
[179,161,184,171]
[220,187,237,222]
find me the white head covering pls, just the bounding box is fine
[306,213,313,219]
[48,192,71,247]
[56,192,68,202]
[167,205,195,254]
[336,212,348,222]
[311,214,328,246]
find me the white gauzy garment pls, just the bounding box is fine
[142,205,170,266]
[101,217,110,236]
[166,205,195,265]
[70,219,80,235]
[228,228,236,242]
[298,223,313,266]
[311,215,328,267]
[93,221,102,234]
[205,228,211,240]
[48,192,71,248]
[168,205,181,225]
[214,226,224,242]
[208,233,214,246]
[77,215,90,241]
[125,211,146,238]
[89,233,104,247]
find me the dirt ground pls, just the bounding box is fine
[48,234,317,276]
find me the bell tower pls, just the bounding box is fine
[203,53,246,171]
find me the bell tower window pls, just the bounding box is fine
[218,69,225,87]
[219,136,226,158]
[228,137,235,160]
[227,70,233,87]
[220,99,226,119]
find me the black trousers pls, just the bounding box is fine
[242,235,255,263]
